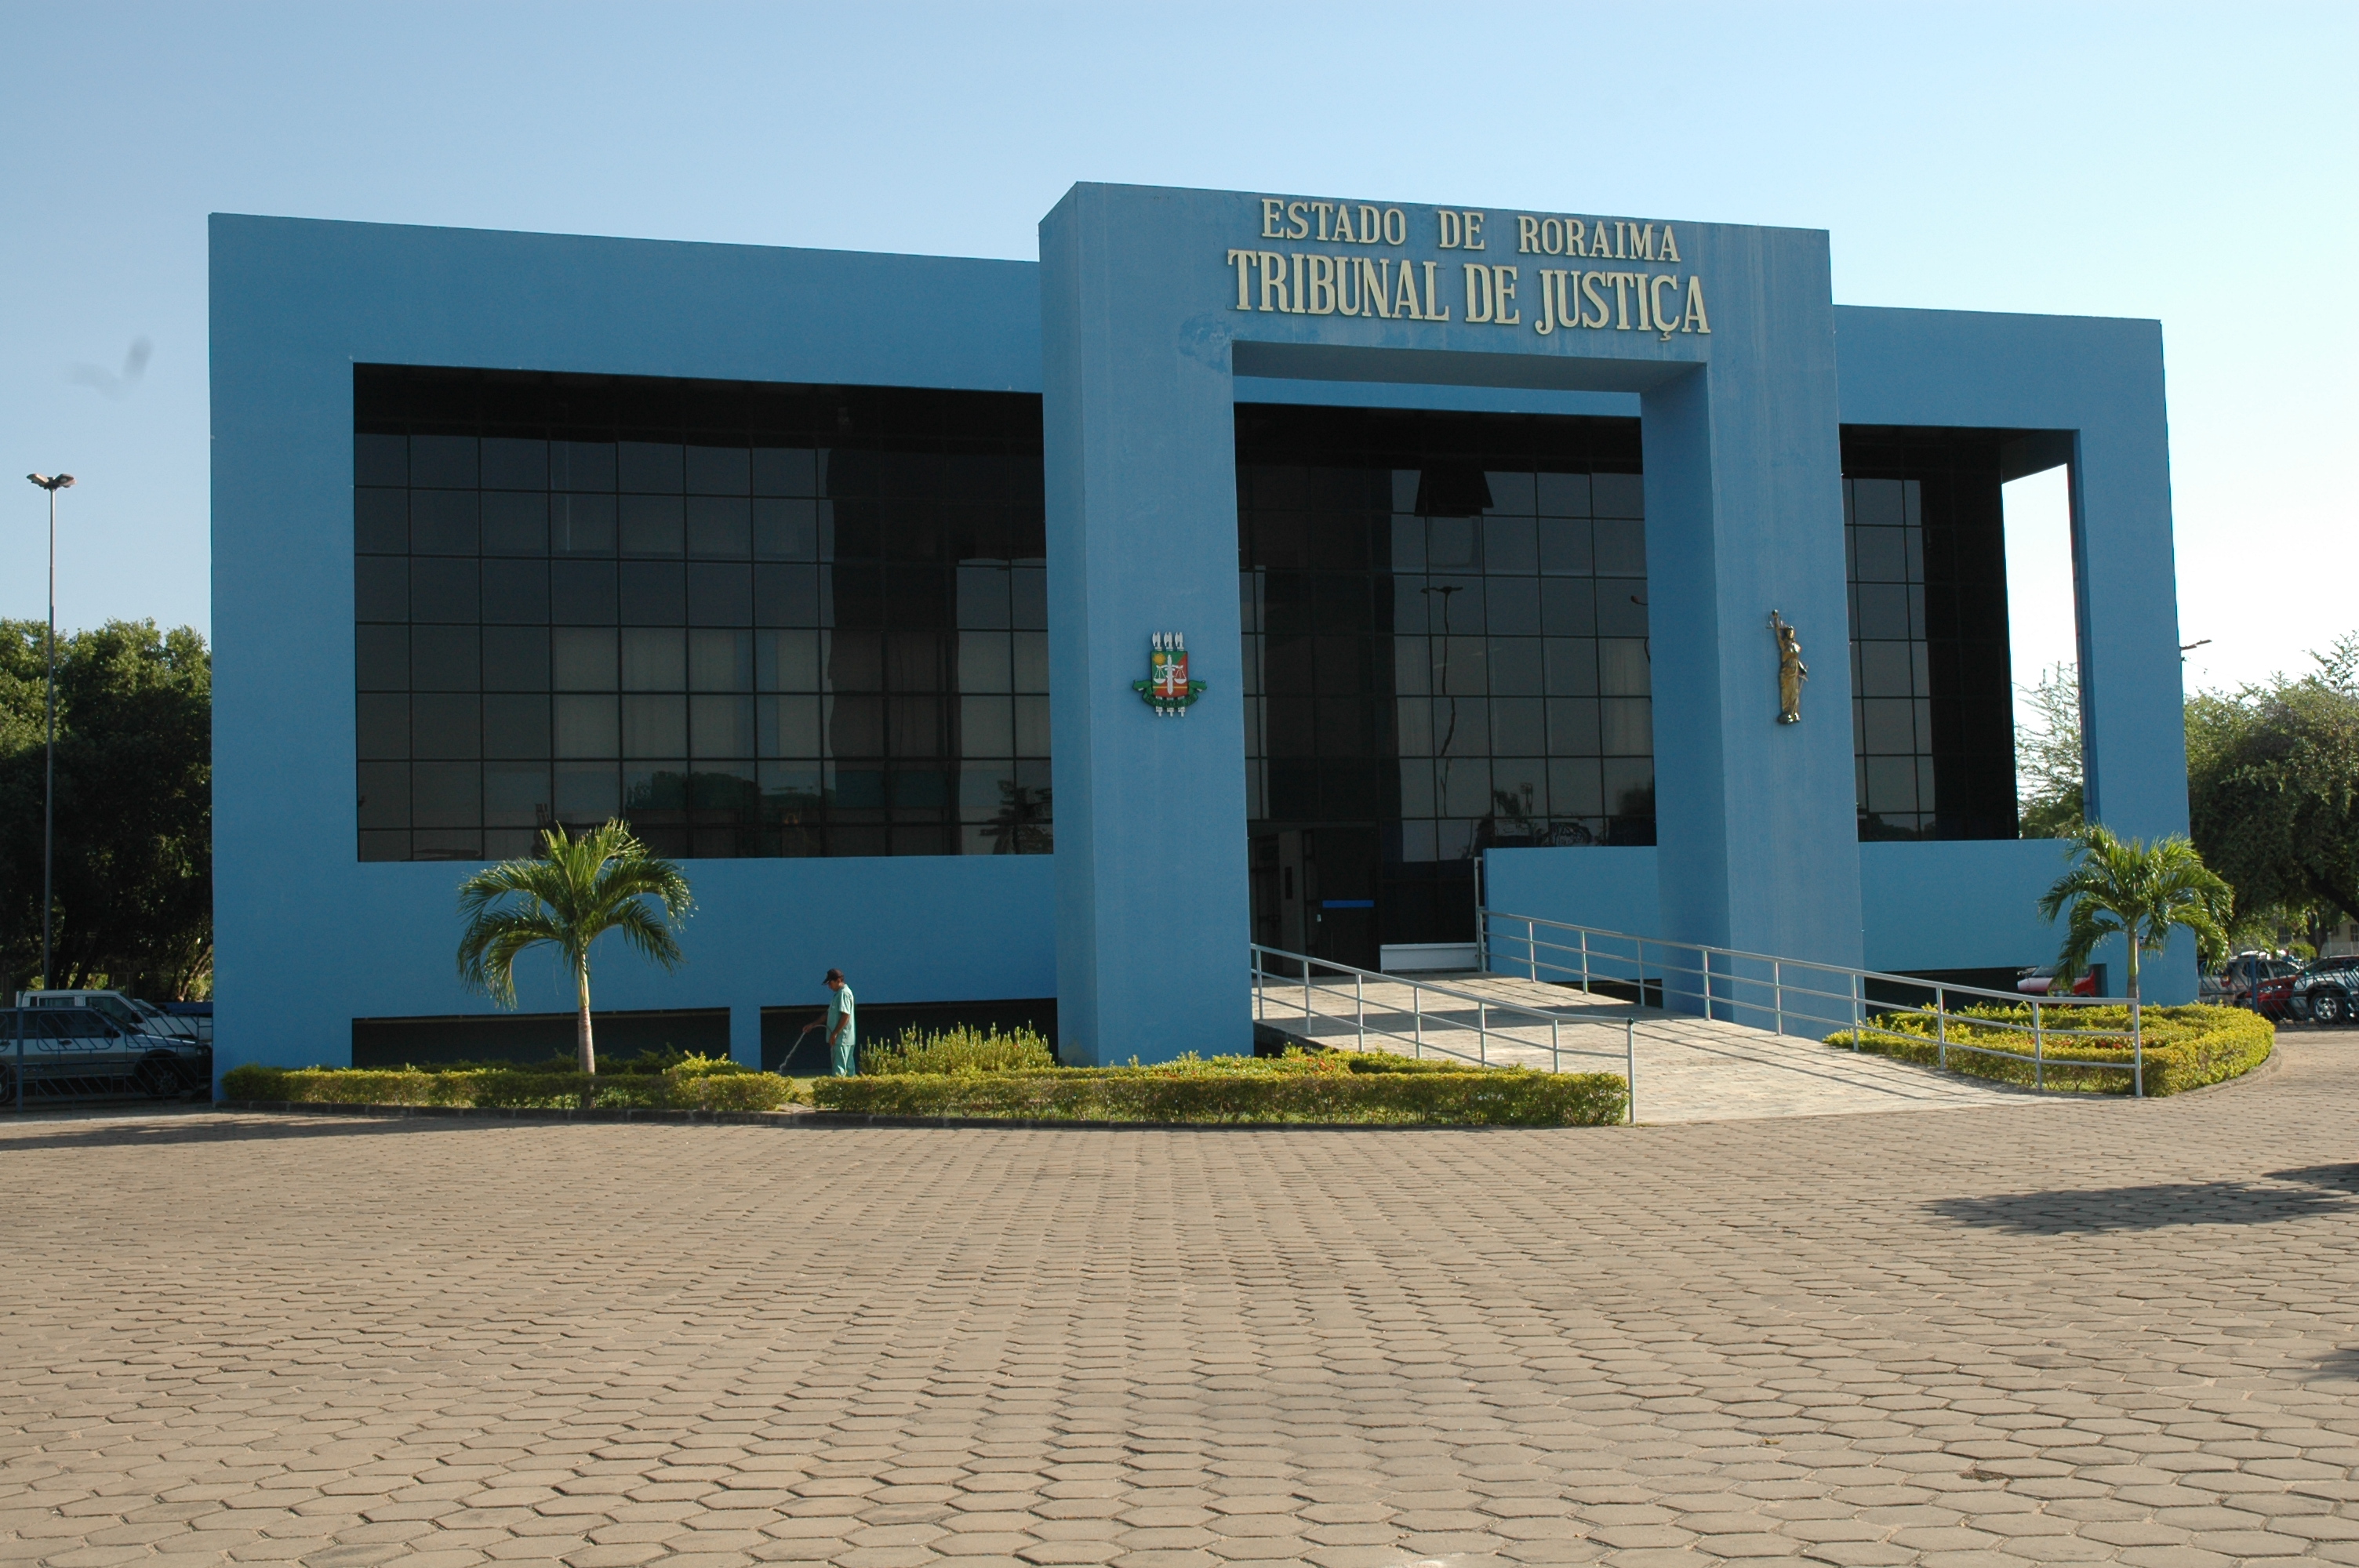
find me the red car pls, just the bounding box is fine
[2252,971,2297,1021]
[2016,966,2099,997]
[2217,954,2300,1016]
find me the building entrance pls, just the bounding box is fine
[1248,826,1381,970]
[1236,403,1656,972]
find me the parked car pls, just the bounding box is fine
[0,1006,213,1104]
[160,1000,213,1045]
[2016,966,2098,997]
[2289,955,2359,1025]
[2208,953,2301,1013]
[2252,971,2299,1021]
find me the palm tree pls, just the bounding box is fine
[456,821,694,1076]
[2038,823,2232,1035]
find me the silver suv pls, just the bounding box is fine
[2288,956,2359,1025]
[2,1006,213,1105]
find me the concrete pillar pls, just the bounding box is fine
[1039,187,1254,1065]
[1641,228,1863,1003]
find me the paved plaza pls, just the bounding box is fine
[4,1041,2358,1568]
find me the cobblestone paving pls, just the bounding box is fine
[4,1041,2357,1567]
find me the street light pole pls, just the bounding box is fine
[24,474,74,997]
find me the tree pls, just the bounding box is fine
[2038,824,2232,1036]
[0,619,212,996]
[2186,635,2359,946]
[455,821,694,1076]
[2016,661,2084,839]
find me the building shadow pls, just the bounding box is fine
[1929,1168,2359,1234]
[0,1113,452,1156]
[2266,1163,2359,1192]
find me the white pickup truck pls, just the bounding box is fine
[5,991,213,1103]
[16,989,208,1042]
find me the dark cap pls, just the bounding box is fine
[824,968,845,985]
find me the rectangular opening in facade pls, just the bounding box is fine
[350,1007,730,1068]
[1237,403,1649,971]
[1999,445,2080,837]
[353,365,1050,863]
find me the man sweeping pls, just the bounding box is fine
[798,968,857,1076]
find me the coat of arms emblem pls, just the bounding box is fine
[1132,631,1206,717]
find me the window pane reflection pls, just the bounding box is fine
[1842,429,2018,842]
[1238,404,1652,960]
[355,366,1049,862]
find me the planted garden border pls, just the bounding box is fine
[218,1047,1630,1128]
[1824,1003,2272,1096]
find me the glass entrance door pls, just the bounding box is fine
[1248,827,1379,971]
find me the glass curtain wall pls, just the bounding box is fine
[1841,426,2019,840]
[354,367,1049,862]
[1237,405,1651,968]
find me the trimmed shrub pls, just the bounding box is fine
[221,1065,471,1105]
[673,1069,798,1112]
[219,1064,276,1102]
[815,1051,1626,1126]
[1823,1003,2271,1096]
[860,1024,1056,1076]
[219,1054,798,1112]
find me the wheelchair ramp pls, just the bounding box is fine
[1252,968,2045,1123]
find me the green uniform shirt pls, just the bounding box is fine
[827,985,857,1076]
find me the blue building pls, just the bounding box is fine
[208,184,2190,1076]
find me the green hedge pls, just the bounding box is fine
[1823,1003,2272,1096]
[220,1054,796,1112]
[813,1050,1626,1126]
[220,1044,1630,1126]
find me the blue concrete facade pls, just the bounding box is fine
[1476,304,2190,1004]
[209,185,2189,1081]
[209,217,1056,1078]
[1485,839,2085,977]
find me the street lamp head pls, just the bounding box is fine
[26,473,75,491]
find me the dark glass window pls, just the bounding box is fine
[354,366,1049,862]
[1238,405,1650,967]
[1841,426,2018,841]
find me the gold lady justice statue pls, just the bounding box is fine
[1769,611,1806,724]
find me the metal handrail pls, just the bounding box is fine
[1478,906,2147,1097]
[1249,942,1637,1120]
[1255,943,1578,1028]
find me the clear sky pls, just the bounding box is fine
[3,1,2351,697]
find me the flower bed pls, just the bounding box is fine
[813,1049,1627,1127]
[1823,1003,2272,1096]
[860,1024,1056,1076]
[220,1054,795,1112]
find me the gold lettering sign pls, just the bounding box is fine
[1230,198,1710,343]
